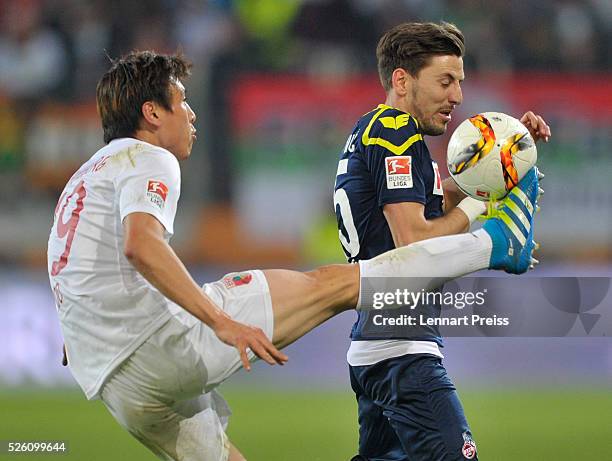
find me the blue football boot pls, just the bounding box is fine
[483,167,543,274]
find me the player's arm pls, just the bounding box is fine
[383,201,471,246]
[442,177,466,213]
[123,212,287,370]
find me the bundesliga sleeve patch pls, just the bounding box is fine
[146,180,169,209]
[385,156,413,189]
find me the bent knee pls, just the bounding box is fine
[176,408,231,461]
[110,401,231,461]
[113,401,174,438]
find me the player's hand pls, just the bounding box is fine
[520,111,551,143]
[213,317,288,371]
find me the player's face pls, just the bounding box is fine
[408,55,464,136]
[157,79,197,160]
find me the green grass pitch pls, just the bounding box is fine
[1,387,611,460]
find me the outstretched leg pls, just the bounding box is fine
[264,229,493,349]
[264,264,358,349]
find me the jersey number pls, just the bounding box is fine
[334,188,360,258]
[50,180,87,276]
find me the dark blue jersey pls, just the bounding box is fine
[334,104,445,342]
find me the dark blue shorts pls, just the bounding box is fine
[349,354,477,461]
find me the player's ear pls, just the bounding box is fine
[141,101,162,127]
[391,68,410,97]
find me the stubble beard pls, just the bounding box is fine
[421,121,446,137]
[411,85,446,137]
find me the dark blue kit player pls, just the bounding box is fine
[334,21,550,461]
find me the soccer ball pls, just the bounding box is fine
[447,112,537,201]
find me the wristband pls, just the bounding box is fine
[456,197,487,224]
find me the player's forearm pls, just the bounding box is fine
[392,208,469,246]
[442,177,466,213]
[125,236,227,329]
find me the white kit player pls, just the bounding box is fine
[47,51,542,461]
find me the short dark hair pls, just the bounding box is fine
[376,22,465,92]
[96,51,192,143]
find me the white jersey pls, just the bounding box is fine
[47,138,181,399]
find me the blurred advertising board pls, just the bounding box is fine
[0,272,73,387]
[230,73,612,261]
[24,103,103,190]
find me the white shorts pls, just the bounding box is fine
[100,270,273,461]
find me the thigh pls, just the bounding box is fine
[101,354,232,461]
[350,366,407,461]
[264,264,358,349]
[193,270,275,386]
[384,356,477,461]
[196,266,356,381]
[202,269,274,340]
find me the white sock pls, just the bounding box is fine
[358,230,492,308]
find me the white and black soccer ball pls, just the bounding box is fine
[447,112,537,201]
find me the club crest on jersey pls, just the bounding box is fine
[223,273,253,289]
[461,432,477,459]
[385,156,412,189]
[147,180,169,209]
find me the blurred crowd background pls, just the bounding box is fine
[1,3,611,458]
[0,0,612,460]
[1,0,611,268]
